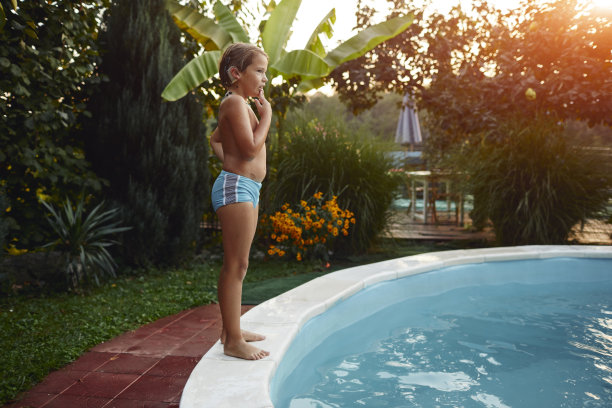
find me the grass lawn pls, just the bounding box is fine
[0,238,489,405]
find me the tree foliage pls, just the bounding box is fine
[161,0,413,103]
[332,0,612,129]
[84,0,209,267]
[0,0,109,249]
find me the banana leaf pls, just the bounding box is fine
[324,14,414,67]
[261,0,302,63]
[304,8,336,57]
[0,4,5,32]
[297,77,325,94]
[213,1,250,44]
[162,50,221,101]
[165,0,230,50]
[271,49,331,80]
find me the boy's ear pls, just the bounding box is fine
[228,66,240,82]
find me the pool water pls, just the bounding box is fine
[272,258,612,407]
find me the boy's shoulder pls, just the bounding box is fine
[220,93,247,110]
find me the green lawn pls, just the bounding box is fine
[0,238,488,405]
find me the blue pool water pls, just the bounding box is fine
[271,258,612,407]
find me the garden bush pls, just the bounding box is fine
[263,118,400,254]
[84,0,209,266]
[0,188,10,257]
[260,192,356,261]
[41,197,130,289]
[459,116,611,245]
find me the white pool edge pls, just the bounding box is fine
[179,245,612,408]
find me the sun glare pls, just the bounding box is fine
[591,0,612,8]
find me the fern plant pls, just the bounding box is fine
[41,198,130,289]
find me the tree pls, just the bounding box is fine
[332,0,612,127]
[84,0,208,266]
[160,0,414,101]
[0,0,109,250]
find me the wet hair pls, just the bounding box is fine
[219,43,268,88]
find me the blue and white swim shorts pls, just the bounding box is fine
[211,170,262,212]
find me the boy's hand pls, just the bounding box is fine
[254,88,271,119]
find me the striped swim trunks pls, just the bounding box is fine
[211,170,262,212]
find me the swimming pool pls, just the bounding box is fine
[179,246,612,408]
[271,258,611,407]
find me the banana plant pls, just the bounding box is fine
[162,0,413,101]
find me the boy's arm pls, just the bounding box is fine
[210,127,224,162]
[225,92,271,160]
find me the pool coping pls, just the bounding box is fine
[179,245,612,408]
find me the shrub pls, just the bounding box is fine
[41,197,130,289]
[260,192,356,261]
[460,116,611,245]
[0,188,10,257]
[264,118,399,254]
[84,0,208,266]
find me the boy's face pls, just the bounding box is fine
[240,54,268,98]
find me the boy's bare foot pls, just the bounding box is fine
[220,329,265,344]
[224,339,270,360]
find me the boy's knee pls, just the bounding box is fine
[225,259,249,279]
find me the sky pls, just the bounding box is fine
[285,0,611,50]
[285,0,523,50]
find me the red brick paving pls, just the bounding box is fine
[4,303,251,408]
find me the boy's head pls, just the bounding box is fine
[219,43,269,88]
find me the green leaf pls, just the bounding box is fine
[304,8,336,57]
[324,14,414,67]
[162,50,221,101]
[261,0,302,63]
[271,49,331,79]
[0,4,6,33]
[297,77,325,93]
[165,0,230,50]
[213,1,249,44]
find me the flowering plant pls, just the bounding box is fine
[260,192,356,261]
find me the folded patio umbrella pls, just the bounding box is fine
[395,93,423,150]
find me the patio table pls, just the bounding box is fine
[406,170,465,226]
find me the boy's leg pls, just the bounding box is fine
[217,202,269,360]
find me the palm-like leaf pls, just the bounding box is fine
[271,49,331,80]
[213,1,249,44]
[165,0,231,50]
[324,14,414,66]
[261,0,302,63]
[42,198,131,289]
[162,50,221,101]
[163,0,413,99]
[304,8,336,57]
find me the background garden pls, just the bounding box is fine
[0,0,611,404]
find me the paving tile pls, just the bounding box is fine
[28,369,88,394]
[3,392,55,408]
[186,304,221,321]
[142,310,192,332]
[92,330,156,353]
[155,325,200,340]
[96,354,160,375]
[146,356,200,378]
[115,375,185,403]
[103,400,177,408]
[169,338,215,358]
[66,352,117,372]
[163,313,215,331]
[42,394,110,408]
[124,337,179,358]
[62,372,139,399]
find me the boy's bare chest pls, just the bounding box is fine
[247,107,259,130]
